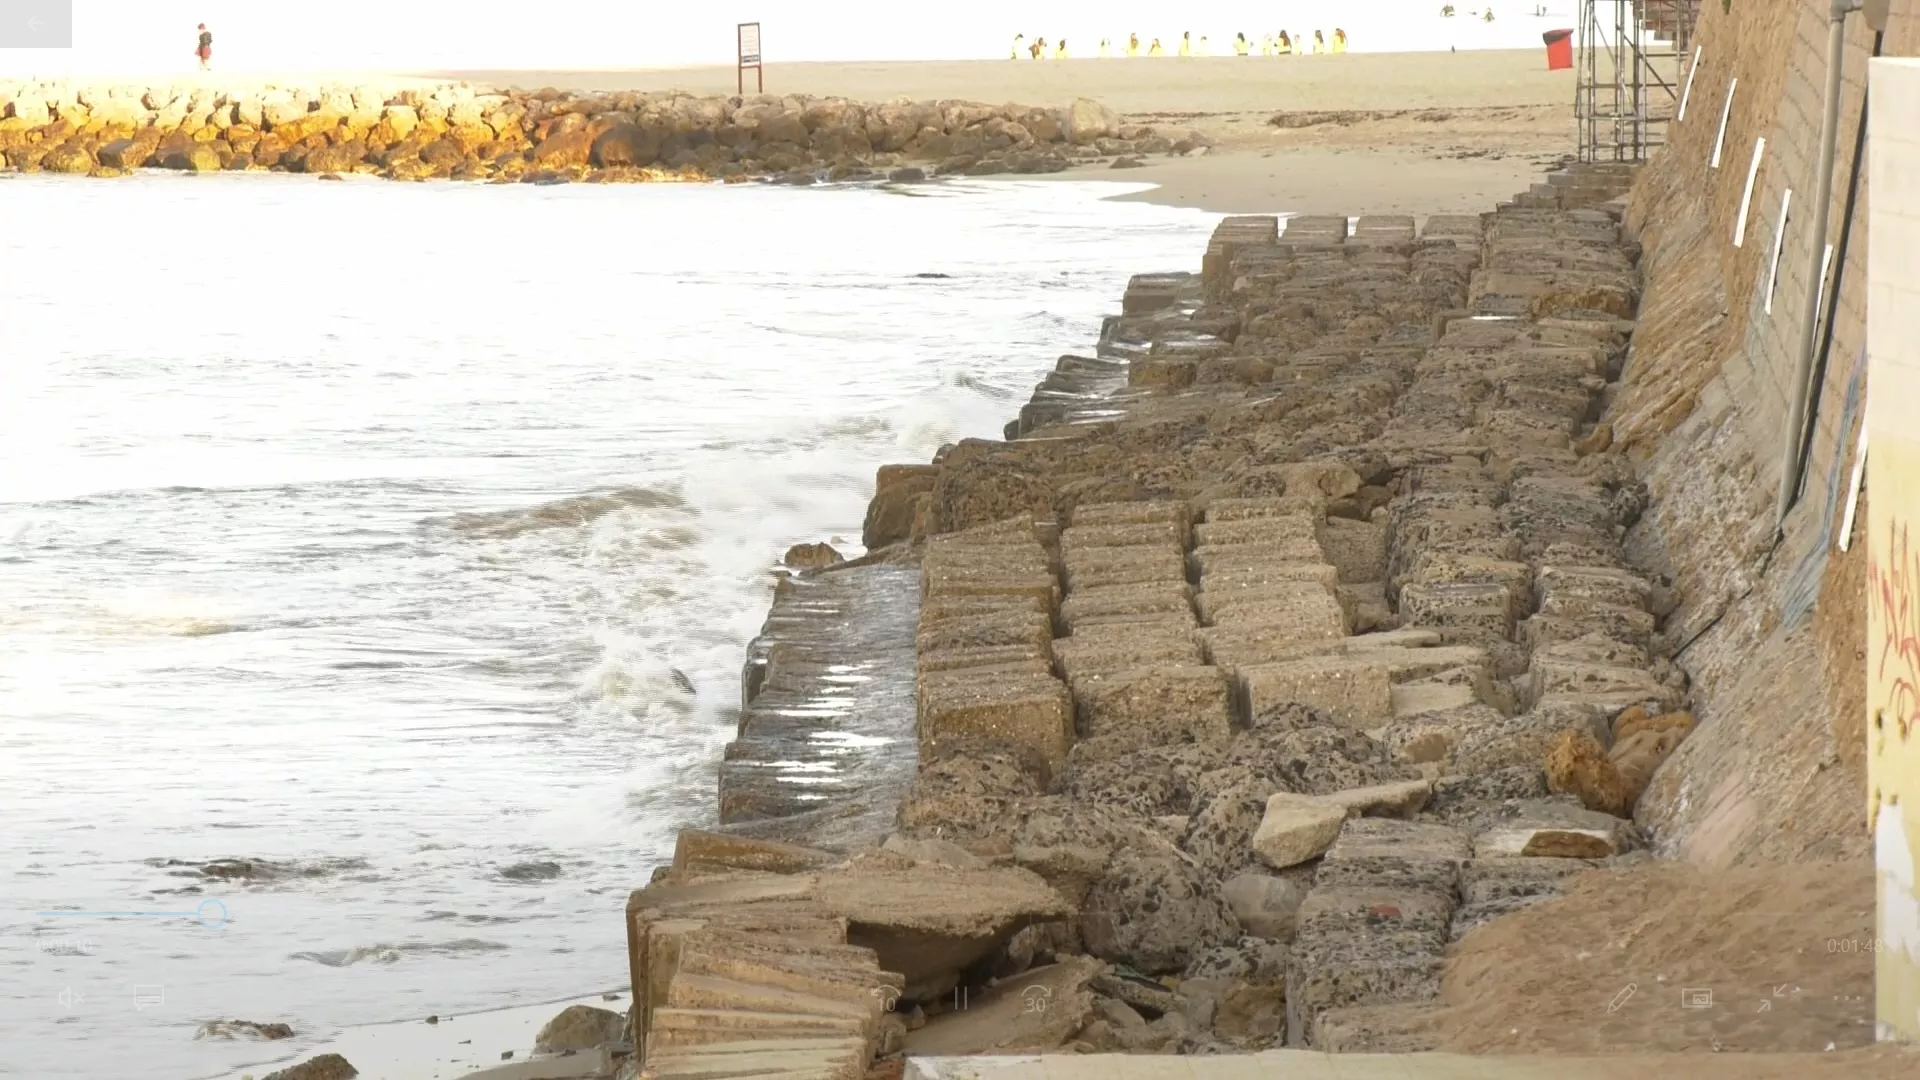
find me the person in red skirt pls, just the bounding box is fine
[196,24,213,70]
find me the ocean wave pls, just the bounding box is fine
[434,486,688,539]
[147,855,372,885]
[290,938,509,967]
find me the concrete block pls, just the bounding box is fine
[918,675,1075,782]
[1070,664,1235,745]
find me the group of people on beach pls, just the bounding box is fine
[1012,28,1348,59]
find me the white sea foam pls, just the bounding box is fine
[0,172,1219,1079]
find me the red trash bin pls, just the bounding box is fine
[1543,29,1574,70]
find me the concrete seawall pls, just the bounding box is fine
[608,159,1730,1080]
[1609,0,1920,873]
[0,80,1185,183]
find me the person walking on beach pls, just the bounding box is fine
[1055,38,1069,58]
[1276,30,1293,54]
[1198,35,1211,56]
[195,23,213,70]
[1149,37,1165,56]
[1099,38,1111,58]
[1233,33,1249,56]
[1178,31,1192,57]
[1311,29,1326,54]
[1333,27,1349,52]
[1029,37,1046,59]
[1011,34,1024,59]
[1127,33,1141,57]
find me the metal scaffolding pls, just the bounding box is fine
[1576,0,1701,162]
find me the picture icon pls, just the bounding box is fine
[1680,987,1714,1010]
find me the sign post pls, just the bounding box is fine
[737,22,763,95]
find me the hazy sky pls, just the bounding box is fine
[3,2,1595,76]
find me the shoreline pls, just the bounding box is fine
[0,51,1574,215]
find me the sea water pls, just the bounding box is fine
[0,171,1219,1079]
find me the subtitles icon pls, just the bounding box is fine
[133,984,165,1011]
[1680,987,1714,1010]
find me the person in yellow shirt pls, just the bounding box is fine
[1277,30,1292,54]
[1099,38,1111,57]
[1149,38,1165,56]
[1178,31,1192,56]
[1127,33,1141,57]
[1233,33,1249,56]
[1031,36,1046,58]
[1260,34,1273,56]
[1198,35,1210,55]
[1055,39,1069,58]
[1011,34,1024,59]
[1333,28,1348,52]
[1311,29,1326,53]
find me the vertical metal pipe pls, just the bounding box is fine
[1775,0,1856,532]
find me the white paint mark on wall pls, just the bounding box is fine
[1678,45,1703,122]
[1877,801,1920,962]
[1712,77,1739,169]
[1765,187,1793,312]
[1734,136,1766,247]
[1839,426,1868,552]
[1815,242,1836,327]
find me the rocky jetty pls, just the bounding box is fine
[0,80,1196,184]
[582,161,1712,1080]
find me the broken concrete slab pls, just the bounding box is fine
[903,957,1101,1056]
[1251,792,1348,869]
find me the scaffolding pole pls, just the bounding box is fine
[1576,0,1699,162]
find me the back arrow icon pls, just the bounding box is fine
[27,16,44,30]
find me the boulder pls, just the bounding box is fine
[1221,871,1310,940]
[1082,846,1236,973]
[42,143,93,174]
[903,956,1100,1055]
[591,121,662,168]
[161,143,222,172]
[1066,98,1119,145]
[531,128,593,168]
[782,542,842,570]
[1251,792,1346,869]
[260,1055,357,1080]
[7,97,50,125]
[1543,729,1631,816]
[533,1004,625,1053]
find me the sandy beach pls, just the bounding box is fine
[418,50,1582,215]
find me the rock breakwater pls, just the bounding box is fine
[602,163,1707,1080]
[0,80,1192,184]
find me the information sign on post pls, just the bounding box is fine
[737,22,763,95]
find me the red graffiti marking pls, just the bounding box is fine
[1870,518,1920,742]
